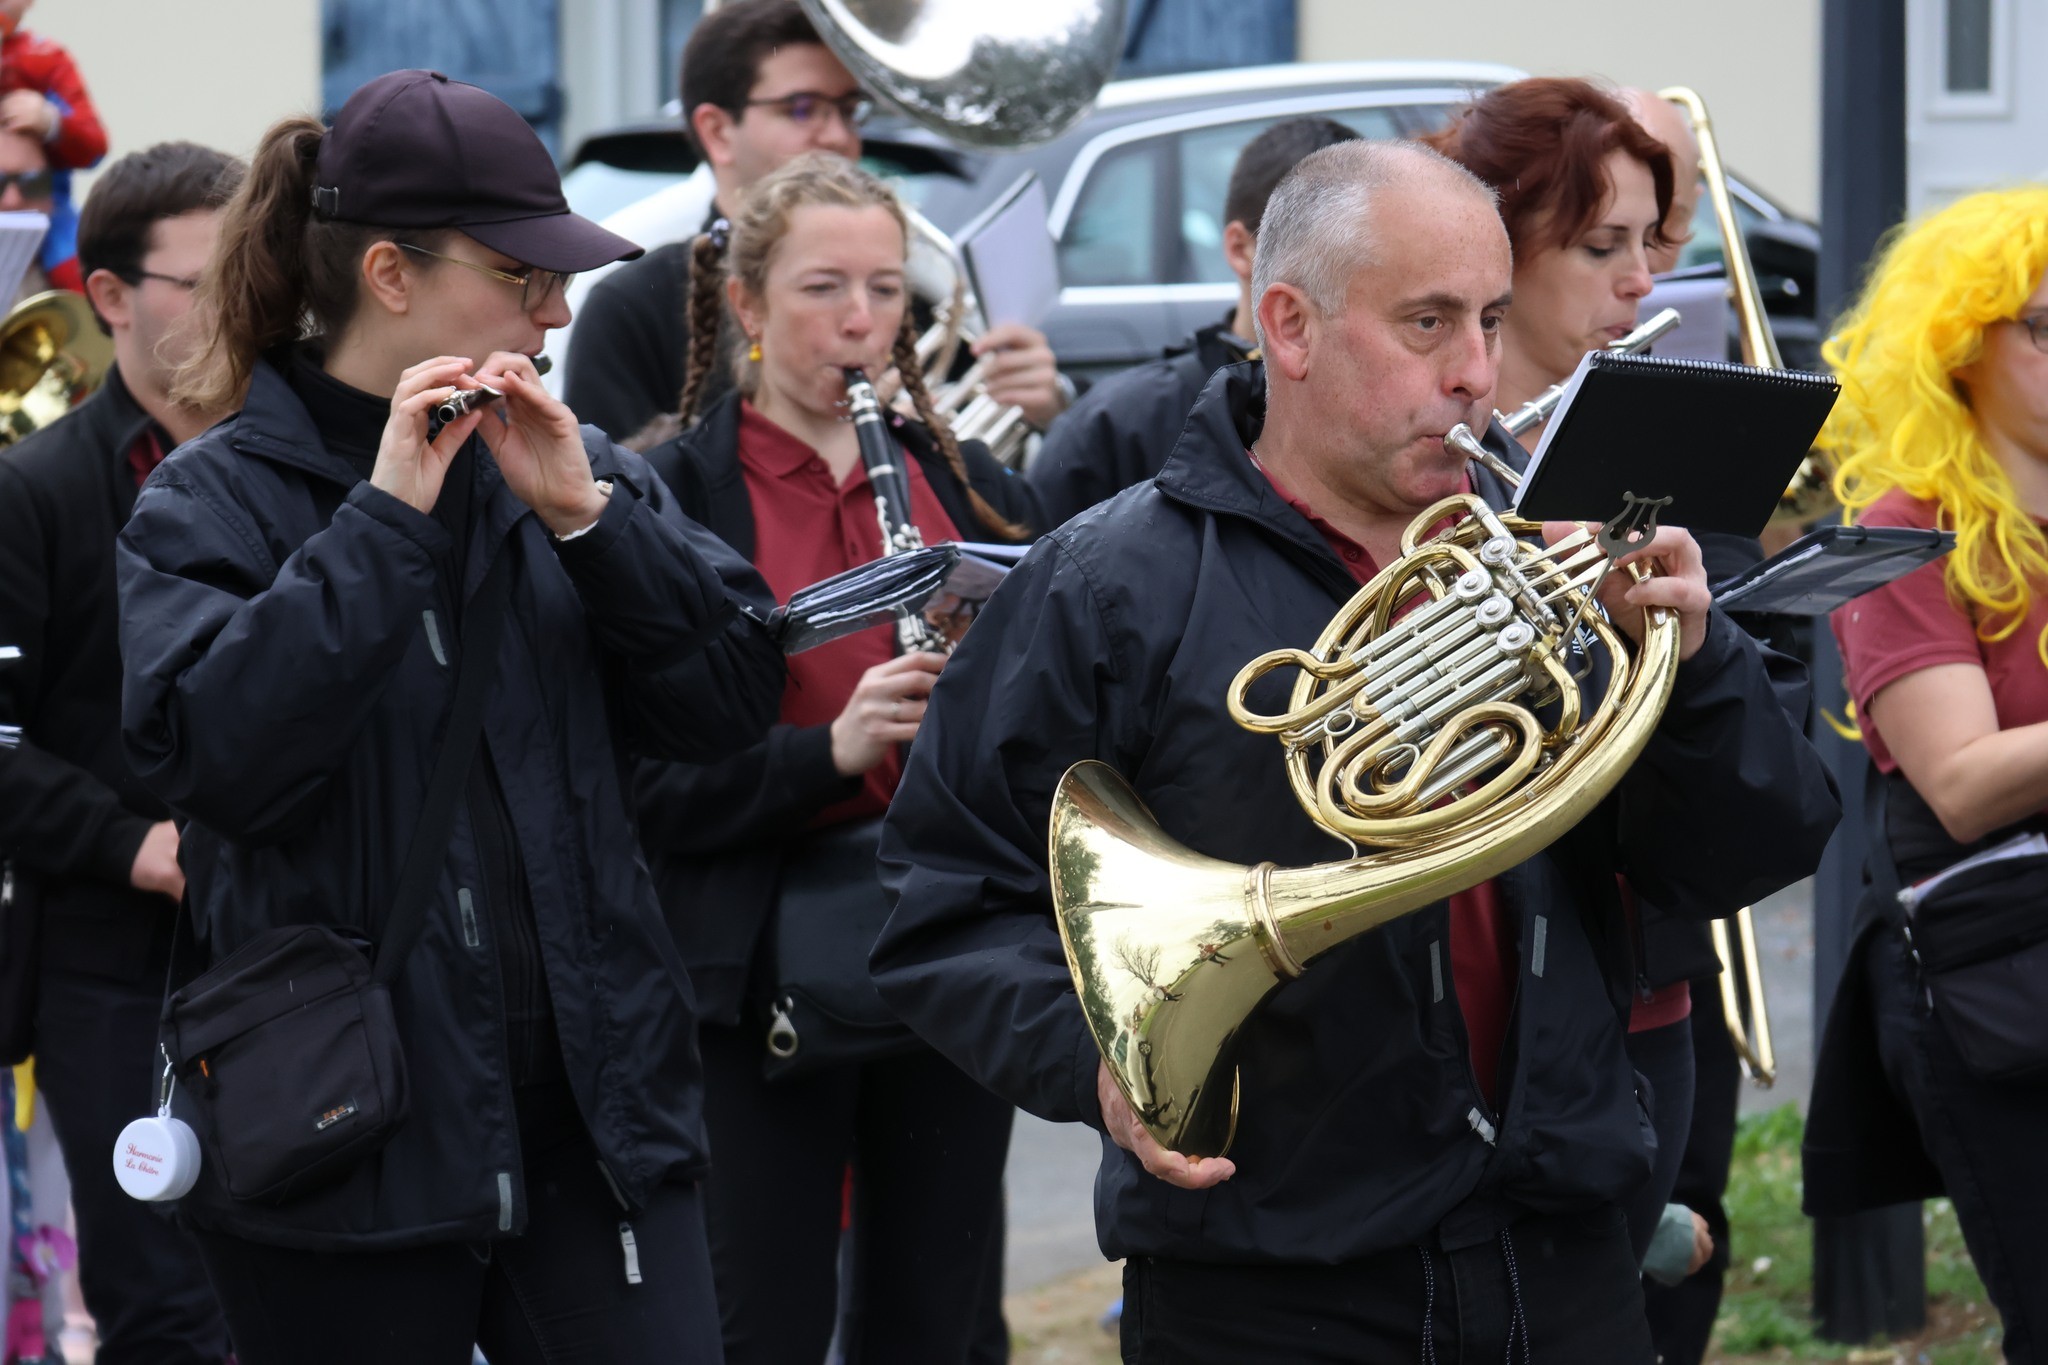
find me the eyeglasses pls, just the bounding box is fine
[121,269,203,291]
[0,170,52,199]
[742,90,873,131]
[2008,314,2048,355]
[397,243,574,312]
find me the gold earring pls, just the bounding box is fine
[747,339,762,363]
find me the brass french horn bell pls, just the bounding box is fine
[1052,484,1682,1158]
[0,290,111,446]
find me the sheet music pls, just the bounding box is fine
[958,175,1058,329]
[0,212,49,302]
[1638,275,1732,360]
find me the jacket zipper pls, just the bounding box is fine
[446,570,524,1237]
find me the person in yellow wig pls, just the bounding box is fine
[1807,184,2048,1364]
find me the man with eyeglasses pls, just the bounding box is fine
[0,142,243,1365]
[565,0,1069,446]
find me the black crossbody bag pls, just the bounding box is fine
[157,554,512,1206]
[761,816,920,1082]
[1873,773,2048,1085]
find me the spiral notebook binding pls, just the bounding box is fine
[1587,350,1837,388]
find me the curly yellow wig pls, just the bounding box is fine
[1824,185,2048,659]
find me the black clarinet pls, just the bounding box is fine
[843,367,948,654]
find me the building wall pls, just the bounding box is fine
[1297,0,1824,219]
[1904,0,2047,212]
[33,0,321,191]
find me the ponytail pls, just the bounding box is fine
[892,321,1029,542]
[172,117,323,412]
[171,114,453,414]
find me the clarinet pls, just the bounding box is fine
[843,367,949,654]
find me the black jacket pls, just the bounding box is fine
[872,363,1839,1264]
[0,368,174,987]
[634,390,1043,1023]
[1028,315,1255,529]
[115,359,785,1250]
[1802,772,1964,1216]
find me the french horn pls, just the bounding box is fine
[1051,448,1682,1157]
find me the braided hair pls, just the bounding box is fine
[889,318,1026,541]
[674,220,730,424]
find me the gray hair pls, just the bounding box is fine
[1249,140,1498,356]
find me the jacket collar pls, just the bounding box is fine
[1153,362,1528,596]
[1184,308,1257,373]
[225,358,379,489]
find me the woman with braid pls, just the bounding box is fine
[633,154,1040,1363]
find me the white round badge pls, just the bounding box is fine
[112,1113,201,1202]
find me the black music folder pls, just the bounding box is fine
[770,544,961,654]
[1512,352,1841,536]
[769,542,1028,655]
[1711,525,1956,616]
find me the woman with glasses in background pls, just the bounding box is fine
[1813,185,2048,1363]
[115,70,784,1364]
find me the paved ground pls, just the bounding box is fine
[1000,878,1820,1292]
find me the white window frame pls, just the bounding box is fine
[1929,0,2014,119]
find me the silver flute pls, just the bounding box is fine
[435,355,553,424]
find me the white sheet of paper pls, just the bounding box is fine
[1638,275,1733,360]
[959,176,1058,330]
[0,211,49,303]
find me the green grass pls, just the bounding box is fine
[1709,1105,1999,1361]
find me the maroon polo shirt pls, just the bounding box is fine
[1252,452,1517,1105]
[737,401,962,825]
[127,424,168,487]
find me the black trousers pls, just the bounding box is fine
[698,1024,1013,1365]
[1643,978,1741,1365]
[32,925,231,1365]
[1622,1015,1697,1262]
[1119,1205,1653,1364]
[189,1133,722,1365]
[1870,929,2048,1363]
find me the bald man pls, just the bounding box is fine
[871,138,1835,1362]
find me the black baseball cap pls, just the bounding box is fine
[312,70,642,273]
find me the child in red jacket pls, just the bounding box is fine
[0,0,106,291]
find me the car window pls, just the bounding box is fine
[1174,106,1407,284]
[1058,141,1162,287]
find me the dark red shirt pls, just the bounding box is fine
[1834,488,2048,784]
[737,401,962,824]
[1252,454,1516,1104]
[126,423,167,488]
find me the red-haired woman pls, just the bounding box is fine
[1423,78,1673,435]
[1426,78,1741,1273]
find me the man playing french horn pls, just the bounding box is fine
[871,140,1838,1361]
